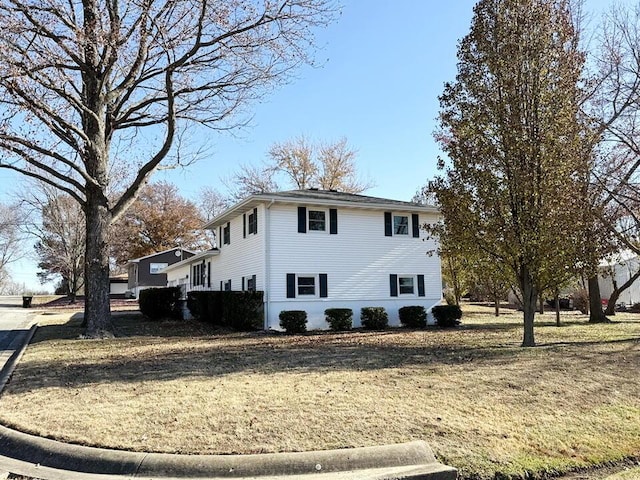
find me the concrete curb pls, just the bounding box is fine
[0,425,457,479]
[0,323,37,393]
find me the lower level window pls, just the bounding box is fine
[399,276,414,295]
[297,276,316,296]
[224,279,231,291]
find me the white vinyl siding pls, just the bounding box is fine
[209,204,266,294]
[267,205,441,329]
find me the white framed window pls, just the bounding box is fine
[223,222,230,245]
[394,215,409,235]
[149,263,168,274]
[297,275,316,296]
[398,275,415,295]
[308,210,326,232]
[248,210,257,235]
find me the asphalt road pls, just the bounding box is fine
[0,297,37,362]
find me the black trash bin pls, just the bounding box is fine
[22,296,33,308]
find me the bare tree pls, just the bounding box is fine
[228,136,372,199]
[223,163,279,204]
[317,137,371,192]
[584,3,640,320]
[0,0,335,336]
[21,182,86,301]
[0,202,24,290]
[198,187,231,222]
[269,136,317,188]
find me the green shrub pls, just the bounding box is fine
[432,305,462,328]
[399,306,427,328]
[324,308,352,331]
[187,291,263,330]
[139,287,181,320]
[360,307,388,330]
[279,310,307,334]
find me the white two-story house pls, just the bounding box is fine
[164,189,442,330]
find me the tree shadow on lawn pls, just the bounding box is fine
[11,317,640,395]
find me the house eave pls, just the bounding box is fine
[204,193,439,230]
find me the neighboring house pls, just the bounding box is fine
[127,248,195,298]
[164,189,442,330]
[109,274,129,298]
[598,251,640,306]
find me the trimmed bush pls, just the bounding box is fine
[187,291,264,330]
[432,305,462,328]
[324,308,353,331]
[360,307,388,330]
[399,306,427,328]
[279,310,307,334]
[139,287,181,320]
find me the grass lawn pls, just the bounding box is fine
[0,305,638,480]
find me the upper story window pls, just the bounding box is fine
[394,215,409,235]
[308,210,326,232]
[248,209,257,235]
[298,207,338,234]
[223,222,230,245]
[385,212,420,238]
[150,263,168,274]
[244,208,258,237]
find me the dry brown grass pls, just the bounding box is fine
[0,305,639,480]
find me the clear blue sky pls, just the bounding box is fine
[0,0,621,291]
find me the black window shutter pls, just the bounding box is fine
[228,279,232,290]
[243,214,246,238]
[412,214,420,238]
[219,226,222,246]
[242,277,245,291]
[384,212,392,236]
[319,274,328,298]
[220,280,223,291]
[207,263,211,288]
[286,273,296,298]
[298,207,307,233]
[390,274,398,297]
[254,208,258,234]
[329,209,338,235]
[227,222,231,244]
[417,275,425,297]
[252,275,256,289]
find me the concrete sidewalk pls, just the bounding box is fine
[0,307,457,480]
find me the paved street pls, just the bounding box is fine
[0,297,37,371]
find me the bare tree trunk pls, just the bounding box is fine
[521,269,537,347]
[603,270,640,315]
[494,293,500,316]
[588,275,610,323]
[84,187,113,337]
[555,290,560,327]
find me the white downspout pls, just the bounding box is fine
[264,200,275,329]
